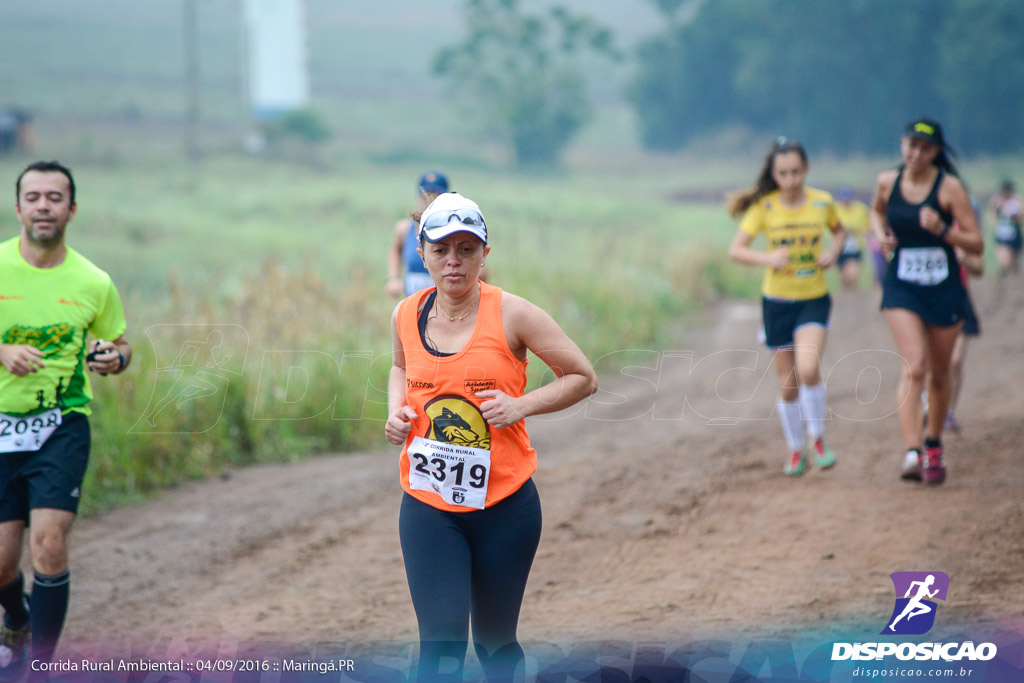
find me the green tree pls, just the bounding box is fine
[433,0,619,166]
[263,108,332,145]
[939,0,1024,154]
[627,0,743,151]
[626,0,1024,157]
[725,0,952,155]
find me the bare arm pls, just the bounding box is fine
[476,293,597,429]
[384,304,417,444]
[0,344,45,376]
[870,171,899,254]
[956,237,984,277]
[87,334,131,375]
[929,176,983,255]
[387,220,409,298]
[818,222,847,268]
[728,228,789,270]
[962,251,984,277]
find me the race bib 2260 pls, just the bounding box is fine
[897,247,949,285]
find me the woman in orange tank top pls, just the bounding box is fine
[384,192,597,683]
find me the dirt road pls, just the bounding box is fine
[60,280,1024,676]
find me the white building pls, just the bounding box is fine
[244,0,309,119]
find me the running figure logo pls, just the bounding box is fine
[882,571,949,635]
[131,324,248,434]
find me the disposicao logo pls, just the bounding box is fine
[883,571,948,635]
[831,571,998,663]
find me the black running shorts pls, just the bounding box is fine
[761,294,832,349]
[881,277,967,329]
[837,249,862,266]
[0,411,91,521]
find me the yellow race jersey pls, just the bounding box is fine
[740,187,839,300]
[835,200,870,237]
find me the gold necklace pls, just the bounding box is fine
[436,294,479,322]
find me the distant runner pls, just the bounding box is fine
[988,179,1022,305]
[728,138,847,476]
[834,187,872,289]
[388,171,450,298]
[942,198,984,434]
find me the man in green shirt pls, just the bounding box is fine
[0,161,131,676]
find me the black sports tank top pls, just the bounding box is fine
[885,169,959,289]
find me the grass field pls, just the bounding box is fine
[1,1,1022,513]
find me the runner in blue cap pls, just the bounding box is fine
[388,171,451,298]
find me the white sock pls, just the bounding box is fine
[799,382,828,440]
[777,399,805,452]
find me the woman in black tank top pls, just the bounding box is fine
[869,117,983,486]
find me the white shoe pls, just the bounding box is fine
[900,449,923,481]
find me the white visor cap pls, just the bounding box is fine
[418,192,487,244]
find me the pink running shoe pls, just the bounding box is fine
[923,444,946,485]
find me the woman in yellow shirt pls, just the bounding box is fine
[728,138,846,476]
[834,187,873,289]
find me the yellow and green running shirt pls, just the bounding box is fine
[739,187,840,300]
[0,237,127,416]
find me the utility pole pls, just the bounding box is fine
[184,0,202,163]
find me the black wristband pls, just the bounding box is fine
[939,222,952,239]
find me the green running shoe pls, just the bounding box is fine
[813,438,836,469]
[783,450,807,476]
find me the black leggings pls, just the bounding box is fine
[399,479,542,683]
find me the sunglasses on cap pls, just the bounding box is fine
[419,208,487,237]
[773,136,805,153]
